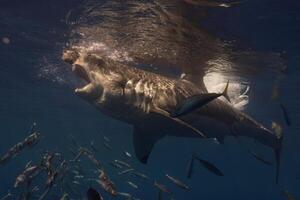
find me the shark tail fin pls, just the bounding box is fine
[274,136,283,184]
[222,81,231,102]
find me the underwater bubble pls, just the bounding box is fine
[2,37,10,44]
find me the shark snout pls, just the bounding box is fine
[62,49,104,101]
[62,49,79,65]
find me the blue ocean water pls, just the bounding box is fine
[0,0,299,199]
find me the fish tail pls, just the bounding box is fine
[222,81,231,102]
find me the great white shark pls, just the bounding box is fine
[62,48,282,182]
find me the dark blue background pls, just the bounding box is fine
[0,0,299,199]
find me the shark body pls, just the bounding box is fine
[62,49,282,179]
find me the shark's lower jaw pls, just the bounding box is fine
[71,64,102,100]
[72,64,91,91]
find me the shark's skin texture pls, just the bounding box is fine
[62,49,282,176]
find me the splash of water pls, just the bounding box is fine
[203,72,250,110]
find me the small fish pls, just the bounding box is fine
[127,181,138,189]
[114,160,131,168]
[82,148,102,168]
[74,164,85,175]
[154,182,172,195]
[0,132,41,165]
[193,154,224,176]
[97,170,117,196]
[38,187,51,200]
[109,161,123,169]
[171,81,230,117]
[0,191,12,200]
[282,190,296,200]
[72,170,80,175]
[43,153,55,173]
[60,193,69,200]
[70,149,84,162]
[119,168,134,175]
[87,188,103,200]
[74,175,84,179]
[132,172,150,180]
[103,136,110,142]
[186,157,194,179]
[14,165,41,188]
[73,181,81,185]
[25,161,32,168]
[41,160,67,200]
[90,141,98,152]
[32,186,39,192]
[103,142,112,150]
[249,151,273,166]
[165,174,190,191]
[123,151,132,158]
[280,103,291,126]
[118,192,132,199]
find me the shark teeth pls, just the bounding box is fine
[72,64,94,94]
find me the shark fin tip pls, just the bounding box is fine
[222,81,231,102]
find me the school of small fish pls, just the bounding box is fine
[0,114,293,200]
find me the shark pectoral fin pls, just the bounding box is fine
[222,80,231,102]
[133,127,163,164]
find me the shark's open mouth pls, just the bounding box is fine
[71,64,95,95]
[62,49,102,99]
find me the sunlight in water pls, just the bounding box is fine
[203,72,250,110]
[72,42,133,62]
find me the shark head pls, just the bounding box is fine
[62,49,126,103]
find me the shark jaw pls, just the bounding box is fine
[62,49,102,100]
